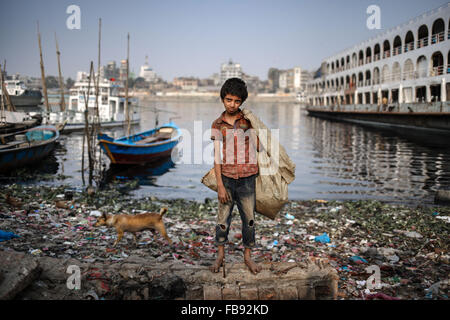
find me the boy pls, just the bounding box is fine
[209,78,262,275]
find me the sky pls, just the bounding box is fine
[1,0,448,81]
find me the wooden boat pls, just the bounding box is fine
[0,125,60,172]
[97,122,182,165]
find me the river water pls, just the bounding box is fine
[6,99,450,205]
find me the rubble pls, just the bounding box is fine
[0,184,449,300]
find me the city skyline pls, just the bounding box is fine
[1,0,448,81]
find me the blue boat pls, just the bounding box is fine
[98,122,182,165]
[0,125,60,172]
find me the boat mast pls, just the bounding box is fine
[54,32,66,112]
[37,21,50,113]
[125,32,131,137]
[94,18,101,130]
[0,61,16,112]
[0,64,5,124]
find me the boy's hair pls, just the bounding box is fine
[220,78,248,103]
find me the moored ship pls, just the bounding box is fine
[1,80,42,108]
[306,3,450,133]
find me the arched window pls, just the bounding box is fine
[393,36,402,56]
[448,50,450,73]
[366,47,372,63]
[352,53,357,67]
[431,51,444,76]
[403,59,414,80]
[405,31,414,52]
[373,67,380,84]
[374,44,381,61]
[346,55,350,69]
[351,74,356,88]
[383,40,391,59]
[418,25,429,48]
[358,50,364,66]
[331,62,335,73]
[431,18,445,44]
[416,55,427,78]
[365,70,371,86]
[345,75,350,88]
[358,72,364,87]
[341,57,345,70]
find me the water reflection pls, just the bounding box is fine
[4,100,450,205]
[102,157,175,187]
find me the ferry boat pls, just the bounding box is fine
[0,80,42,108]
[305,4,450,133]
[48,78,140,133]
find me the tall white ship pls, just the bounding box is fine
[48,78,140,133]
[306,3,450,132]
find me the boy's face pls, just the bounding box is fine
[222,94,242,115]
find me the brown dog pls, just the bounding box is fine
[94,208,172,247]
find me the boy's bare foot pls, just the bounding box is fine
[244,249,262,275]
[210,245,225,273]
[210,256,224,273]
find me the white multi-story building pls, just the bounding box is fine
[139,55,158,83]
[307,3,450,107]
[220,59,243,84]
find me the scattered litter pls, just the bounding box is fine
[0,230,20,242]
[314,232,330,244]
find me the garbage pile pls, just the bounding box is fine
[0,183,449,300]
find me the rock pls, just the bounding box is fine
[0,250,41,300]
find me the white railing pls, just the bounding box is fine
[393,46,402,56]
[430,65,444,76]
[417,37,428,48]
[431,31,445,44]
[404,42,414,52]
[383,50,390,59]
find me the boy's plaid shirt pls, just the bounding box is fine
[211,110,259,179]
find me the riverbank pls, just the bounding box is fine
[136,93,298,103]
[0,183,449,300]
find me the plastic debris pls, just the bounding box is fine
[0,230,20,242]
[314,232,330,243]
[349,256,368,264]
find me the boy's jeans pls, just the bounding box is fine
[215,174,256,248]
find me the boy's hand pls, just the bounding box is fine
[218,185,230,204]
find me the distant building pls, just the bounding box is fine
[173,77,199,90]
[139,56,158,83]
[104,61,119,80]
[119,60,128,82]
[220,59,243,84]
[76,71,88,81]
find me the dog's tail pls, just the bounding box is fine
[159,207,168,218]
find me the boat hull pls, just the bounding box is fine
[0,126,59,172]
[306,103,450,133]
[98,123,181,165]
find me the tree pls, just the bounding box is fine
[45,75,59,88]
[66,77,75,89]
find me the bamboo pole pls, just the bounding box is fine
[82,62,95,186]
[125,32,131,137]
[0,64,5,124]
[54,33,66,111]
[0,62,15,112]
[37,21,49,113]
[94,18,101,130]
